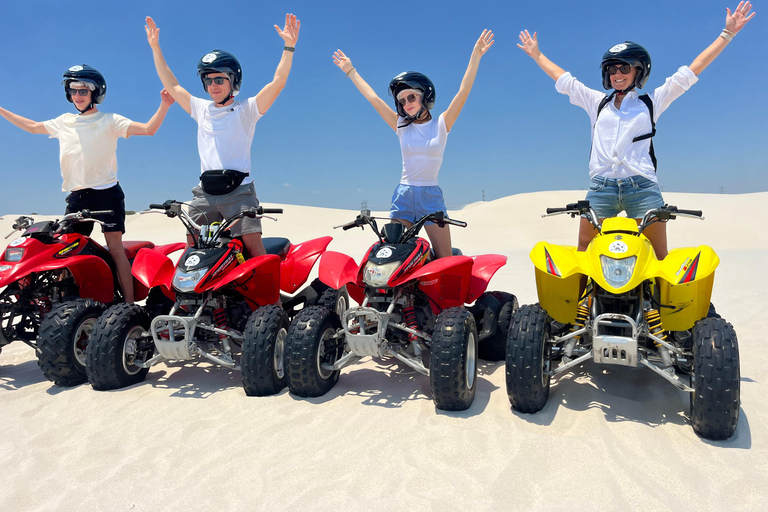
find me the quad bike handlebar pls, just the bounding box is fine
[5,210,114,239]
[543,200,704,233]
[335,210,466,244]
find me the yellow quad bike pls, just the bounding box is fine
[506,201,740,440]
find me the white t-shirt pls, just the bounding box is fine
[43,112,133,192]
[555,66,699,181]
[396,113,449,186]
[189,95,263,185]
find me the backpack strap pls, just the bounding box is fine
[634,94,657,171]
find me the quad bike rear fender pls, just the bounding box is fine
[279,236,333,294]
[466,254,507,304]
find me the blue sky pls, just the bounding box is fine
[1,0,765,214]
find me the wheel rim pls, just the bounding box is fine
[541,328,552,387]
[122,325,149,376]
[73,317,97,367]
[466,331,477,390]
[273,327,288,379]
[316,326,338,380]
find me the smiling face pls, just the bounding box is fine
[397,89,422,117]
[610,65,638,91]
[68,85,93,111]
[204,72,232,104]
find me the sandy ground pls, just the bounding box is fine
[1,190,766,511]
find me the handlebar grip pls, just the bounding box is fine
[450,220,468,228]
[89,210,114,216]
[675,209,703,217]
[261,208,283,214]
[546,207,568,214]
[342,223,357,231]
[149,204,166,210]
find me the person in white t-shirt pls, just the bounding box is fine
[144,14,300,258]
[0,64,175,303]
[517,2,755,259]
[332,30,494,259]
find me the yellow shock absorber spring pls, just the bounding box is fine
[570,303,590,340]
[644,309,667,346]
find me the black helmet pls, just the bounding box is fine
[62,64,107,105]
[388,71,435,118]
[600,41,652,91]
[197,50,242,95]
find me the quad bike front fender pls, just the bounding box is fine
[280,236,333,294]
[657,245,720,331]
[217,254,281,308]
[407,255,474,313]
[131,248,175,298]
[154,242,186,257]
[530,242,583,324]
[318,251,365,305]
[466,254,507,304]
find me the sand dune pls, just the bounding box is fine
[1,191,766,511]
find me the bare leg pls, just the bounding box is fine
[424,223,453,259]
[242,232,266,258]
[639,219,668,260]
[577,217,601,251]
[104,231,134,303]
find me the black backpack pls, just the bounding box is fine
[594,92,657,171]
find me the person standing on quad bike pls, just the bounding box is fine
[144,14,300,259]
[517,2,756,259]
[332,29,494,259]
[0,65,175,302]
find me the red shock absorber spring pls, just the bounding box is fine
[213,307,228,340]
[38,296,52,315]
[402,305,419,342]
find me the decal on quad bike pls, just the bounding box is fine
[8,238,24,247]
[376,247,393,258]
[186,255,201,267]
[675,257,693,277]
[0,265,11,272]
[678,252,701,284]
[419,278,438,286]
[544,247,561,277]
[56,240,81,257]
[609,241,628,254]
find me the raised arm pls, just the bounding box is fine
[442,29,494,132]
[126,89,175,136]
[0,106,49,135]
[255,13,300,115]
[517,30,566,81]
[333,50,398,131]
[690,2,756,75]
[145,16,192,114]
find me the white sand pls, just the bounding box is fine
[1,191,766,511]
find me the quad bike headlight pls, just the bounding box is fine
[4,248,24,262]
[362,261,401,287]
[600,255,637,288]
[172,266,209,293]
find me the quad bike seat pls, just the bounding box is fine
[121,241,155,259]
[429,247,463,259]
[263,237,291,258]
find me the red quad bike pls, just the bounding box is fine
[285,210,514,411]
[0,210,183,386]
[86,200,348,395]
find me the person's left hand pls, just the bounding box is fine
[726,1,756,33]
[275,13,300,46]
[473,29,495,57]
[160,89,175,106]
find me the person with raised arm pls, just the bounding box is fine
[518,2,755,259]
[144,14,300,258]
[333,29,494,259]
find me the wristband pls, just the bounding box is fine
[284,46,295,52]
[720,29,734,42]
[346,67,356,78]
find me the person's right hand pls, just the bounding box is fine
[517,30,540,58]
[333,50,354,75]
[145,16,160,49]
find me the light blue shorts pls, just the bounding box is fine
[390,184,447,224]
[585,175,665,219]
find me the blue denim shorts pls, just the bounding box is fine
[585,175,665,219]
[390,184,447,224]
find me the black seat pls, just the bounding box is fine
[262,237,291,258]
[429,247,463,259]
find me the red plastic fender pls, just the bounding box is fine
[37,255,116,304]
[279,236,333,293]
[466,254,508,304]
[154,242,186,257]
[319,251,365,305]
[404,255,474,313]
[216,254,281,309]
[131,247,175,296]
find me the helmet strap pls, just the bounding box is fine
[216,94,233,106]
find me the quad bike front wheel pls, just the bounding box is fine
[241,305,290,396]
[506,304,553,413]
[690,317,740,440]
[430,307,479,411]
[284,306,343,397]
[37,299,106,387]
[87,303,153,391]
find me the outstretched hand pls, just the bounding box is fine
[517,30,540,58]
[333,50,354,74]
[274,13,300,46]
[160,89,175,106]
[145,16,160,48]
[726,1,756,33]
[473,29,495,57]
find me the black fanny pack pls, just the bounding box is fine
[199,170,248,195]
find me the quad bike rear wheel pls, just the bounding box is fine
[241,305,290,396]
[690,317,740,440]
[506,304,552,413]
[430,307,478,411]
[87,303,153,391]
[285,306,343,397]
[37,299,106,386]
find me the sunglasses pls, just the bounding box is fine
[397,93,419,106]
[67,88,90,97]
[202,76,230,86]
[607,64,632,75]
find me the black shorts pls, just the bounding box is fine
[65,183,126,236]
